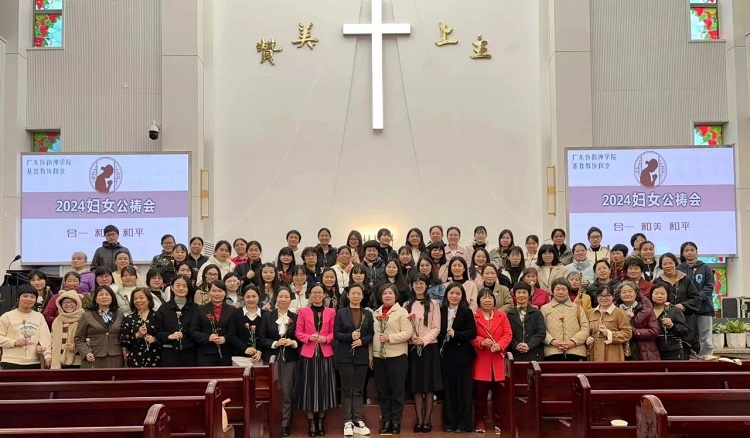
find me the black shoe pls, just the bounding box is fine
[379,421,392,435]
[282,426,290,437]
[444,428,455,433]
[423,423,432,433]
[316,417,325,436]
[391,423,401,434]
[308,420,317,437]
[414,424,423,433]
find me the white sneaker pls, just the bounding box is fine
[353,420,371,435]
[344,422,354,436]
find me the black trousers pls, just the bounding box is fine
[442,361,473,430]
[339,361,368,423]
[545,353,586,361]
[373,355,408,424]
[0,362,41,370]
[160,347,198,367]
[196,351,231,366]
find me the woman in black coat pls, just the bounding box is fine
[154,275,198,367]
[189,280,239,366]
[650,283,691,360]
[506,282,546,362]
[257,287,299,437]
[438,282,477,433]
[334,283,375,435]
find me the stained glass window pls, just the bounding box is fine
[693,125,723,146]
[691,0,717,3]
[33,0,63,48]
[690,7,719,40]
[32,132,61,153]
[34,0,63,10]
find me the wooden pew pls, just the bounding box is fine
[0,366,279,438]
[0,379,233,438]
[521,361,750,438]
[636,394,750,438]
[509,359,749,438]
[0,404,171,438]
[571,374,750,438]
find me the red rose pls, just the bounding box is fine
[708,30,719,39]
[697,125,710,136]
[694,8,705,17]
[703,18,713,29]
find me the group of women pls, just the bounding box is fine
[0,224,716,436]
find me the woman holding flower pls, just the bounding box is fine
[334,283,374,437]
[75,286,124,369]
[50,290,85,369]
[471,288,512,434]
[154,275,198,367]
[189,280,239,366]
[540,278,590,361]
[584,284,633,362]
[370,283,412,435]
[258,287,299,437]
[120,288,161,367]
[438,282,476,433]
[405,273,442,433]
[649,283,690,360]
[507,282,546,362]
[232,285,264,363]
[295,283,337,437]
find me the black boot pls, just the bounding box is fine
[308,419,317,437]
[391,423,401,434]
[316,415,325,436]
[379,421,392,435]
[281,426,290,437]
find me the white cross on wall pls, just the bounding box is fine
[343,0,411,131]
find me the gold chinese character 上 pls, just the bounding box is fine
[435,22,458,46]
[256,38,282,65]
[470,34,491,59]
[292,22,319,50]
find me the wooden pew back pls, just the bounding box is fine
[636,395,750,438]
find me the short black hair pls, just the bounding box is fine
[477,287,496,307]
[624,256,645,272]
[512,281,532,294]
[630,233,647,248]
[536,244,560,267]
[104,225,119,235]
[611,244,629,256]
[286,230,301,240]
[587,226,602,238]
[362,240,379,251]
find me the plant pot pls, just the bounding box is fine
[746,332,750,348]
[713,333,725,348]
[726,333,745,349]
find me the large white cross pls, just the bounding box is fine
[343,0,411,130]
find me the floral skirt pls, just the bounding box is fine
[294,354,337,412]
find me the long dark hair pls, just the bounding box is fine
[407,273,432,327]
[405,228,427,252]
[469,248,491,280]
[442,281,469,308]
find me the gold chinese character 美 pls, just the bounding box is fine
[435,22,458,46]
[470,34,491,59]
[256,38,282,65]
[292,22,319,50]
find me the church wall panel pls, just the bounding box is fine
[591,0,728,147]
[27,0,162,152]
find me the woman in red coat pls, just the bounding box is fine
[471,288,512,434]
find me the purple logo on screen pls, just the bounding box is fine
[89,158,123,194]
[634,152,667,188]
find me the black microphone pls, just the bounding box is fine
[7,255,20,270]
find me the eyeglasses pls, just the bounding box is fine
[597,294,613,298]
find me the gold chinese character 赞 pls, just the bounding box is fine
[292,22,319,50]
[470,34,491,59]
[435,22,458,46]
[435,23,458,47]
[256,38,282,65]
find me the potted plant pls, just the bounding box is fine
[723,320,750,348]
[712,323,726,349]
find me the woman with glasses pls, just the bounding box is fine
[585,284,632,362]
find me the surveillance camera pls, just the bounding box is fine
[148,121,160,140]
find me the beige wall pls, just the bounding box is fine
[208,0,546,251]
[26,0,162,153]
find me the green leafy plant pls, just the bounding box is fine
[723,320,750,334]
[712,323,727,334]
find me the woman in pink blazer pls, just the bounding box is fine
[295,283,337,437]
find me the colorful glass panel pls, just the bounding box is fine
[691,0,717,3]
[690,7,719,40]
[34,13,63,48]
[693,125,723,146]
[34,0,63,10]
[32,132,61,153]
[713,266,727,310]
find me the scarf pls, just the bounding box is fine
[619,302,637,319]
[337,260,353,274]
[51,291,85,368]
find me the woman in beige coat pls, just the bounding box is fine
[541,278,589,360]
[370,283,412,435]
[50,290,85,369]
[585,284,632,362]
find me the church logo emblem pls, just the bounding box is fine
[634,151,667,188]
[89,157,123,194]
